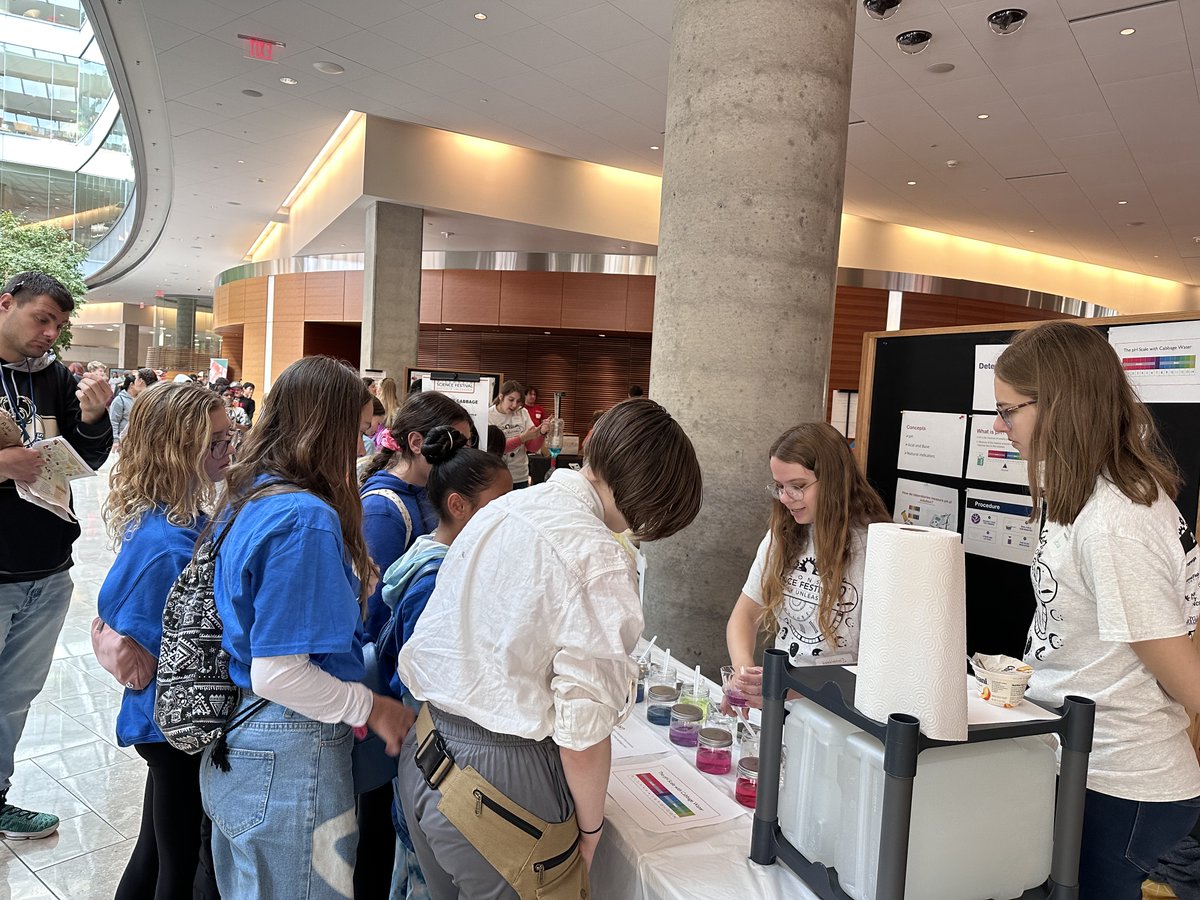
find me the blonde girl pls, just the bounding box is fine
[726,422,889,701]
[99,381,231,898]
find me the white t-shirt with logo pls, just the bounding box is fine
[742,528,869,666]
[1026,477,1200,801]
[489,406,535,484]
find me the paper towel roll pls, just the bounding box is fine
[855,522,968,741]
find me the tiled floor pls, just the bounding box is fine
[3,460,142,899]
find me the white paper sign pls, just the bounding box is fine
[897,411,967,478]
[966,415,1028,486]
[611,711,672,760]
[1108,322,1200,404]
[607,755,746,833]
[972,345,1007,412]
[963,489,1037,565]
[420,377,495,447]
[893,478,959,532]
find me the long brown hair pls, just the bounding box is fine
[995,321,1179,524]
[104,381,222,544]
[761,423,889,642]
[218,356,377,609]
[358,390,470,484]
[379,376,400,422]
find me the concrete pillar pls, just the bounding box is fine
[174,296,196,351]
[118,323,139,369]
[645,0,858,673]
[361,201,423,375]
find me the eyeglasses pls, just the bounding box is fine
[210,430,235,458]
[766,481,816,502]
[995,399,1037,429]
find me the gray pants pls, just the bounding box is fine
[397,707,574,900]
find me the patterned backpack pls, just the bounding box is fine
[154,482,291,767]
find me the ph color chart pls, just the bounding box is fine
[1122,354,1197,372]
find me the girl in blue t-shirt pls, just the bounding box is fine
[99,381,232,899]
[198,356,413,900]
[377,424,510,900]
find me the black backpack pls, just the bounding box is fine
[154,482,293,768]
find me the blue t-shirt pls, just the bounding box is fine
[215,485,365,690]
[97,509,203,747]
[360,470,434,641]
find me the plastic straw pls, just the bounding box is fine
[664,648,672,679]
[638,635,658,663]
[693,664,702,695]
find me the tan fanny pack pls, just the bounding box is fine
[414,704,589,899]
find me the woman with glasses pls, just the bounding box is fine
[725,423,889,704]
[99,381,232,899]
[994,321,1200,900]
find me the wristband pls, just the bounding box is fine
[579,820,604,835]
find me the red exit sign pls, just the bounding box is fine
[237,34,286,62]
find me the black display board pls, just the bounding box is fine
[862,324,1200,659]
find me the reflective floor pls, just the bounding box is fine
[2,459,140,899]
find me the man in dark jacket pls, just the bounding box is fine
[0,272,112,840]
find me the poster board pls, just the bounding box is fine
[404,367,503,448]
[855,310,1200,665]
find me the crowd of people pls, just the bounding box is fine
[0,271,1198,900]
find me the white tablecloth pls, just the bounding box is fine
[588,648,820,900]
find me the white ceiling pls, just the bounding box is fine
[87,0,1200,302]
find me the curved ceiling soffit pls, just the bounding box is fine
[80,0,174,288]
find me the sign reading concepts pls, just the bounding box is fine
[972,345,1007,412]
[897,411,967,479]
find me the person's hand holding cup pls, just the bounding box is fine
[722,664,763,711]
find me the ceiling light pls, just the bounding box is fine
[1117,200,1127,205]
[896,30,932,54]
[987,8,1027,35]
[926,62,955,74]
[650,145,660,150]
[598,334,606,337]
[906,180,917,185]
[543,331,551,335]
[280,76,299,85]
[445,327,452,331]
[241,89,263,98]
[474,12,487,19]
[1119,27,1135,36]
[237,159,244,164]
[977,113,989,119]
[863,0,901,20]
[313,60,345,75]
[1028,229,1035,233]
[227,201,242,205]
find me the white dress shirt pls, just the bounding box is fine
[397,468,640,751]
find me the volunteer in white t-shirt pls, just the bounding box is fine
[995,321,1200,900]
[725,423,889,700]
[488,379,548,488]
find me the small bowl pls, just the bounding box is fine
[976,667,1032,708]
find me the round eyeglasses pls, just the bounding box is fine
[766,481,816,502]
[210,430,235,458]
[995,399,1037,429]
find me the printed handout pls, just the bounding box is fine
[897,411,967,479]
[966,416,1028,487]
[963,489,1037,565]
[893,478,959,532]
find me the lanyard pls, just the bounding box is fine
[1,362,40,446]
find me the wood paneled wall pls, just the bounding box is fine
[417,331,650,437]
[215,270,1073,410]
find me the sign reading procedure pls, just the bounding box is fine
[897,411,968,479]
[963,489,1037,565]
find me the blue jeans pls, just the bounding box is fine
[199,697,357,900]
[1079,789,1200,899]
[0,571,73,794]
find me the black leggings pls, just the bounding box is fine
[114,741,219,900]
[355,782,398,899]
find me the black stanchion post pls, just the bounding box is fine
[1047,696,1095,900]
[875,713,920,900]
[750,648,788,865]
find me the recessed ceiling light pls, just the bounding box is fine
[237,159,244,164]
[445,327,452,331]
[1117,200,1128,205]
[313,60,345,75]
[907,180,917,185]
[1153,254,1159,258]
[1028,229,1035,233]
[227,201,242,205]
[279,76,299,85]
[926,62,955,74]
[480,98,489,103]
[598,333,606,337]
[1119,27,1135,36]
[976,113,989,119]
[241,89,263,98]
[474,12,487,19]
[650,145,660,150]
[543,331,551,335]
